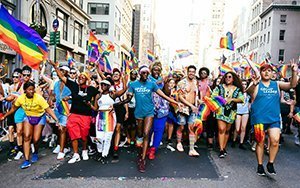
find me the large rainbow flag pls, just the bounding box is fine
[96,111,115,132]
[203,96,227,112]
[56,100,70,116]
[88,31,100,63]
[220,32,234,51]
[219,64,233,75]
[198,103,211,121]
[0,5,48,70]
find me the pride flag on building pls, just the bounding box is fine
[220,32,234,51]
[0,5,48,69]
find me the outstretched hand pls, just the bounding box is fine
[251,74,261,86]
[290,59,298,72]
[48,60,59,67]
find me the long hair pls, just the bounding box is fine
[220,71,243,91]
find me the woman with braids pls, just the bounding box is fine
[212,72,244,158]
[1,81,58,169]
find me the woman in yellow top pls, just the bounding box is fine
[1,81,58,169]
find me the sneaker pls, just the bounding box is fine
[266,162,276,175]
[8,149,17,161]
[257,164,266,176]
[68,153,81,164]
[138,158,146,173]
[42,135,50,143]
[53,145,60,154]
[167,144,176,152]
[251,142,257,152]
[295,137,300,146]
[239,143,246,150]
[189,149,200,157]
[82,150,89,160]
[63,147,71,154]
[100,156,108,164]
[223,149,228,156]
[57,152,65,160]
[176,142,184,152]
[111,150,119,163]
[20,160,31,169]
[88,148,96,156]
[219,150,225,158]
[31,153,39,163]
[14,151,23,160]
[119,137,128,148]
[148,147,156,160]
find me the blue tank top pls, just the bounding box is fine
[250,81,280,125]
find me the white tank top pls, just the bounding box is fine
[97,94,115,111]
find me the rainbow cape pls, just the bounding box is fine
[203,96,227,112]
[147,49,155,62]
[198,103,211,121]
[96,111,115,132]
[220,32,234,51]
[293,112,300,123]
[56,100,70,116]
[254,124,265,143]
[0,5,48,70]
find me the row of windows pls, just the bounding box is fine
[88,3,109,15]
[251,20,260,35]
[252,2,261,19]
[89,21,109,35]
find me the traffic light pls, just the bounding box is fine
[49,31,60,45]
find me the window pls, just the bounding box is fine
[267,32,270,43]
[268,17,271,26]
[264,34,266,43]
[56,9,68,41]
[73,21,82,47]
[90,21,109,35]
[264,20,267,29]
[88,3,109,15]
[280,15,287,23]
[279,30,285,41]
[278,49,284,61]
[31,3,47,29]
[261,22,263,31]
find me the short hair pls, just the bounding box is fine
[199,67,210,76]
[187,65,197,72]
[113,68,121,74]
[22,65,32,73]
[13,68,22,74]
[23,81,35,91]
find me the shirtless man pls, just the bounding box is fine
[176,65,200,157]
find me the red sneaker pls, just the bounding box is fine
[148,147,156,160]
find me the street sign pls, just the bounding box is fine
[49,31,60,45]
[53,19,59,31]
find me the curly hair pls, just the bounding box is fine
[220,71,243,91]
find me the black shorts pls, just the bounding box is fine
[7,112,16,128]
[115,104,126,124]
[125,107,136,126]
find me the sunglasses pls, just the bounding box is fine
[140,71,149,75]
[225,75,232,79]
[101,83,109,86]
[70,72,76,74]
[23,74,31,77]
[13,76,19,78]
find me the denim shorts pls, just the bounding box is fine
[55,110,68,127]
[177,112,196,126]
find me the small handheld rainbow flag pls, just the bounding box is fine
[147,49,155,62]
[194,118,203,135]
[244,66,251,79]
[278,64,288,78]
[56,100,70,116]
[203,96,227,112]
[88,31,100,63]
[0,5,48,70]
[219,64,233,75]
[220,32,234,51]
[198,103,211,121]
[293,112,300,123]
[66,51,75,67]
[96,111,115,132]
[176,49,193,59]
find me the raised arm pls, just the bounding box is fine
[241,54,260,78]
[114,75,128,98]
[48,60,67,84]
[278,59,298,91]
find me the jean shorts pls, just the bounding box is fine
[177,112,196,126]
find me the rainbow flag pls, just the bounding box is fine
[56,100,70,116]
[254,123,265,143]
[88,31,100,63]
[96,111,115,132]
[293,112,300,123]
[244,66,251,79]
[103,55,112,73]
[0,5,48,70]
[220,32,234,51]
[130,46,136,59]
[194,118,203,135]
[132,56,139,69]
[198,104,211,121]
[219,64,233,75]
[203,96,226,112]
[147,49,155,62]
[176,49,193,59]
[249,52,254,61]
[254,62,261,69]
[278,64,288,78]
[66,51,75,67]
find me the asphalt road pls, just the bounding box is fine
[0,130,299,188]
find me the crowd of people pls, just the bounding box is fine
[0,57,299,175]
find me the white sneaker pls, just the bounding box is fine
[167,144,176,152]
[177,142,184,152]
[53,145,60,154]
[57,152,65,160]
[68,153,81,164]
[119,137,128,147]
[14,151,23,160]
[64,147,71,154]
[251,142,257,152]
[295,137,300,146]
[82,150,89,160]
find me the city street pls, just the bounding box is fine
[0,132,299,188]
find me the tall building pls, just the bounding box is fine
[132,4,141,59]
[258,3,300,65]
[188,23,201,66]
[84,0,133,68]
[0,0,90,76]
